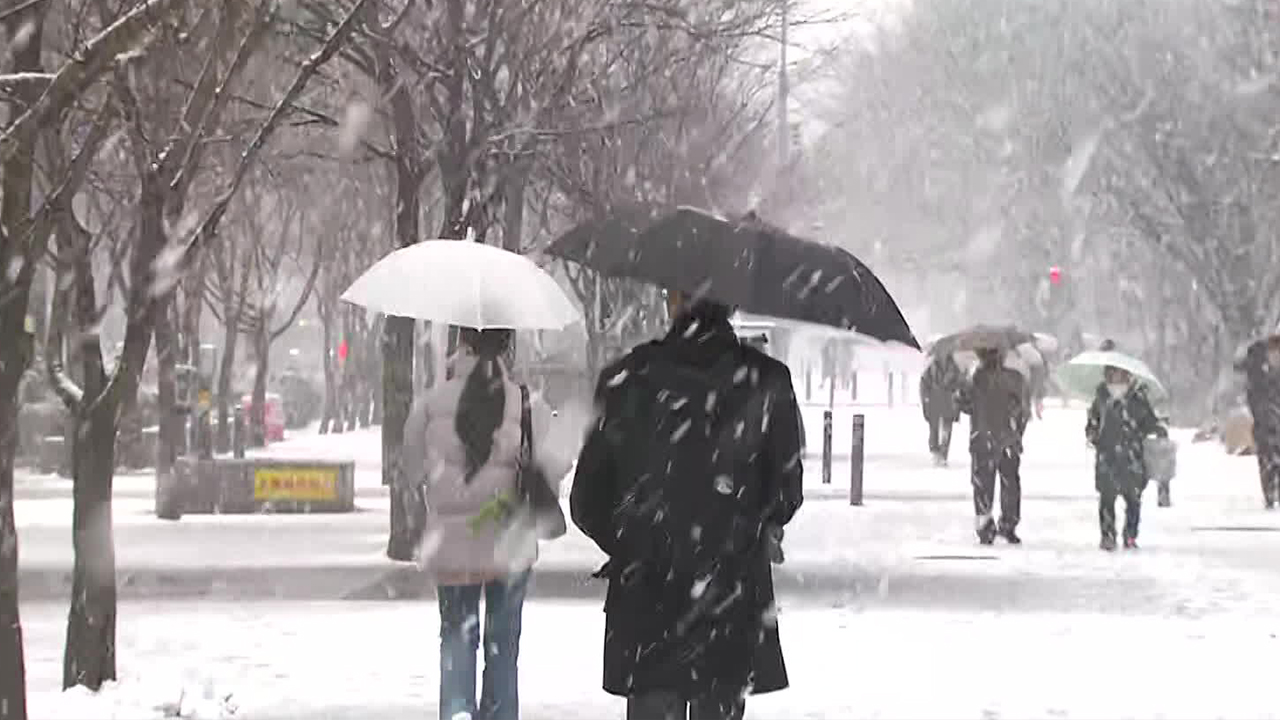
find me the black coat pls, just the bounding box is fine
[920,354,963,423]
[1241,343,1280,447]
[1086,383,1166,493]
[958,363,1028,452]
[570,313,804,699]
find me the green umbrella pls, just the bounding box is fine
[1056,350,1167,402]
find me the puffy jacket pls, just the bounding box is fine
[403,355,571,585]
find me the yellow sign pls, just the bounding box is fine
[253,467,339,502]
[197,389,212,410]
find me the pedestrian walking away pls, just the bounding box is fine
[570,293,805,720]
[403,328,572,720]
[1238,336,1280,509]
[1086,366,1168,551]
[959,346,1029,545]
[920,352,964,466]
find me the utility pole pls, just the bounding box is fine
[777,1,790,167]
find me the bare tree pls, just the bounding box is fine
[36,0,370,691]
[0,0,200,712]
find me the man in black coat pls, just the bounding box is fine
[570,295,805,720]
[958,346,1029,545]
[1240,336,1280,509]
[920,353,964,466]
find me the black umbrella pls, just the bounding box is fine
[547,206,919,349]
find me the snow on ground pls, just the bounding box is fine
[21,601,1280,719]
[15,403,1280,717]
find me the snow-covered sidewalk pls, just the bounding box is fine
[16,405,1280,718]
[21,599,1280,719]
[14,406,1280,603]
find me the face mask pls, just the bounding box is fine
[1107,383,1128,399]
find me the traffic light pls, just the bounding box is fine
[1049,265,1062,286]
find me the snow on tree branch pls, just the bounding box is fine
[0,0,182,164]
[178,0,375,267]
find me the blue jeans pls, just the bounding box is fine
[438,570,530,720]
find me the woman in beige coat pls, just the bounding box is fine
[403,328,569,720]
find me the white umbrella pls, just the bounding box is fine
[1056,350,1167,401]
[341,240,581,330]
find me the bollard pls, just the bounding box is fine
[850,414,865,506]
[821,410,833,484]
[232,405,246,459]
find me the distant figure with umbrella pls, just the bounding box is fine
[956,336,1031,545]
[341,240,579,720]
[570,291,804,720]
[1059,343,1171,547]
[1084,365,1167,550]
[919,351,965,466]
[1236,334,1280,509]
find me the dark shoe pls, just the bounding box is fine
[1267,500,1277,511]
[976,516,996,545]
[998,527,1021,545]
[1123,537,1139,550]
[1100,537,1117,552]
[977,517,998,540]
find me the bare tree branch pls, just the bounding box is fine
[0,0,183,163]
[179,0,375,264]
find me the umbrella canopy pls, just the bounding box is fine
[546,206,919,349]
[928,324,1036,357]
[1056,350,1167,402]
[953,343,1043,380]
[340,240,580,330]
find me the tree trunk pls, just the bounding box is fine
[154,301,180,460]
[319,304,336,434]
[0,0,46,711]
[214,320,239,452]
[62,407,118,691]
[350,320,367,431]
[383,315,416,560]
[153,301,182,519]
[250,323,269,447]
[0,358,30,720]
[381,49,424,560]
[361,318,381,427]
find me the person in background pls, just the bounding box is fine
[571,291,804,720]
[959,346,1029,545]
[1086,365,1168,550]
[920,352,964,466]
[1238,335,1280,509]
[403,327,570,720]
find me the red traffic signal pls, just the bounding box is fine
[337,340,349,361]
[1049,266,1062,285]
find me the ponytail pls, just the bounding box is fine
[454,328,513,482]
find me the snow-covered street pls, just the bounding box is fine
[14,404,1280,718]
[21,600,1280,720]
